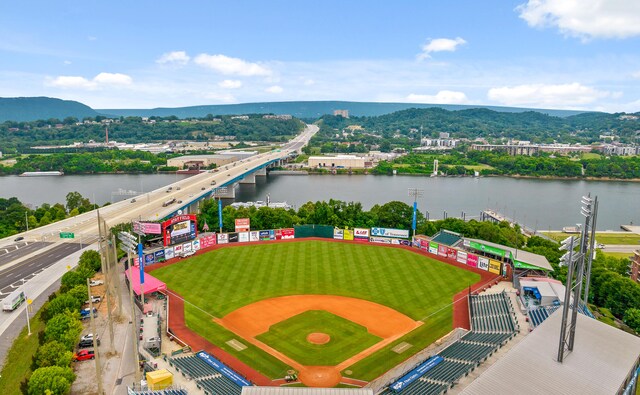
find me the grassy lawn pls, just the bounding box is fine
[541,231,640,245]
[603,252,634,259]
[257,310,381,366]
[0,309,45,394]
[462,164,494,171]
[153,240,479,380]
[581,152,602,160]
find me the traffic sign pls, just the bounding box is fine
[59,232,75,239]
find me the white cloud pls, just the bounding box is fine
[194,54,271,76]
[487,83,611,108]
[63,60,71,65]
[517,0,640,40]
[418,37,466,60]
[632,70,640,79]
[87,36,97,41]
[406,91,469,104]
[218,79,242,89]
[156,51,190,65]
[303,79,315,86]
[47,72,133,90]
[265,85,283,94]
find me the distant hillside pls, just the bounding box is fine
[99,100,587,119]
[0,97,98,122]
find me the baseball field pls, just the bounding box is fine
[152,240,481,386]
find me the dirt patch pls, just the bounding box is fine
[226,339,247,351]
[392,342,412,354]
[298,366,342,387]
[307,332,330,345]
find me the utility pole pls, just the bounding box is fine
[111,235,123,317]
[87,278,103,395]
[128,249,142,387]
[25,211,29,232]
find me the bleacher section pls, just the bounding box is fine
[169,353,247,395]
[132,390,187,395]
[528,302,593,329]
[382,292,519,394]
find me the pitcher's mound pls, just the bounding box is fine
[307,332,330,345]
[298,366,342,387]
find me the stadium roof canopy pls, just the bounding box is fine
[460,307,640,395]
[241,388,373,395]
[125,267,166,295]
[430,229,463,247]
[464,238,553,271]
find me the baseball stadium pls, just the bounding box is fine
[129,224,640,395]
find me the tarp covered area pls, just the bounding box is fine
[126,266,166,296]
[146,369,173,390]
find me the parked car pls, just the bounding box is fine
[130,198,136,203]
[80,308,97,319]
[176,187,181,190]
[84,296,101,304]
[81,333,99,342]
[89,280,104,287]
[78,338,100,348]
[177,200,182,204]
[73,350,95,361]
[201,187,206,190]
[14,236,24,242]
[597,243,605,249]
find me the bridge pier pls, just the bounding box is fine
[213,184,236,199]
[239,173,256,184]
[255,167,267,177]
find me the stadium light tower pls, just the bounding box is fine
[408,188,424,237]
[557,194,598,363]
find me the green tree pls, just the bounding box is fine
[59,271,84,293]
[78,250,102,272]
[66,284,89,306]
[624,308,640,333]
[27,366,75,395]
[44,294,82,322]
[35,341,73,368]
[44,311,82,350]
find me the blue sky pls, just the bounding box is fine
[1,0,639,111]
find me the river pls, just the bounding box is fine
[1,174,638,231]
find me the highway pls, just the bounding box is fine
[0,124,318,296]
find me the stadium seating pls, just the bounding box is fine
[170,355,219,379]
[198,374,243,395]
[469,292,518,334]
[132,390,187,395]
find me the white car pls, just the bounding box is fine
[89,280,104,287]
[81,333,99,342]
[84,295,101,304]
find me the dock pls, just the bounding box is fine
[481,209,555,241]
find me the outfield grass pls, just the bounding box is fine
[542,231,640,245]
[257,310,381,366]
[0,310,45,394]
[153,240,479,380]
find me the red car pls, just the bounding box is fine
[74,349,95,361]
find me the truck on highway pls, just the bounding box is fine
[162,198,176,207]
[3,289,26,312]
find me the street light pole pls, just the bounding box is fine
[408,188,424,237]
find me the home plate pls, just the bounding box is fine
[226,339,247,351]
[392,342,412,354]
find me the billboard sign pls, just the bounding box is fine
[389,355,444,392]
[354,228,369,241]
[343,229,354,240]
[370,236,393,244]
[469,241,505,258]
[162,214,197,246]
[182,242,192,253]
[259,230,271,241]
[428,242,438,255]
[275,229,282,240]
[281,228,295,239]
[239,232,249,243]
[269,230,275,240]
[249,231,259,242]
[467,253,478,268]
[217,233,229,244]
[334,228,344,240]
[235,218,250,233]
[478,256,490,271]
[144,253,155,265]
[457,250,468,264]
[164,247,175,260]
[154,249,165,262]
[174,244,183,255]
[371,227,410,239]
[489,259,502,274]
[192,239,201,251]
[446,247,458,260]
[438,244,448,257]
[200,235,217,249]
[228,232,239,243]
[197,352,252,387]
[133,221,162,235]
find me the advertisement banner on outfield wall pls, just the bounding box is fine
[456,250,468,264]
[154,249,165,262]
[334,228,344,240]
[228,232,239,243]
[275,229,282,240]
[200,235,217,249]
[259,230,270,241]
[269,230,275,240]
[371,227,410,239]
[412,238,422,249]
[370,236,393,244]
[354,228,369,241]
[164,247,174,260]
[446,247,457,260]
[182,243,192,253]
[478,256,489,271]
[438,244,448,257]
[174,244,183,255]
[217,233,229,244]
[467,253,478,268]
[249,231,260,242]
[281,228,295,239]
[239,232,249,242]
[343,229,354,240]
[145,253,155,265]
[469,241,505,258]
[489,259,502,274]
[192,239,200,251]
[428,242,438,254]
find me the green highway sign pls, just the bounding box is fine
[59,232,75,239]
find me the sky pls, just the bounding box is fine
[0,0,639,112]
